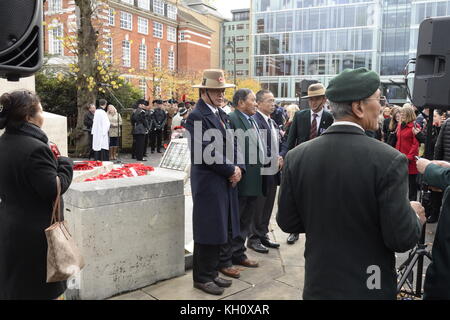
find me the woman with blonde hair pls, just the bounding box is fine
[396,105,420,200]
[107,104,122,160]
[385,106,401,146]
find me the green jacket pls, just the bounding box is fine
[228,110,263,197]
[423,164,450,299]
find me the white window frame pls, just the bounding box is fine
[167,4,177,20]
[138,17,148,34]
[108,8,115,26]
[168,50,175,71]
[121,0,134,5]
[120,11,133,31]
[122,40,131,67]
[105,37,113,63]
[139,43,147,70]
[153,22,163,39]
[48,0,63,12]
[138,0,150,10]
[179,31,185,41]
[139,78,147,98]
[153,0,165,15]
[167,26,176,42]
[154,47,161,68]
[49,24,63,55]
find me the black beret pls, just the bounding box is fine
[326,68,380,102]
[153,99,163,104]
[136,99,149,106]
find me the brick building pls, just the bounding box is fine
[43,0,221,101]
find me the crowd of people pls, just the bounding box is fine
[186,68,450,299]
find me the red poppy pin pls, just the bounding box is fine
[218,77,224,83]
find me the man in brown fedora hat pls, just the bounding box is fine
[185,69,245,295]
[285,82,334,245]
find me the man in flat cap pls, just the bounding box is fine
[185,69,244,295]
[277,68,426,299]
[284,82,334,245]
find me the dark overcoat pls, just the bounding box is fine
[423,164,450,299]
[185,99,244,245]
[0,128,73,299]
[228,110,263,197]
[286,109,334,150]
[277,125,421,300]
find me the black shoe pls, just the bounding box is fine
[157,150,163,153]
[213,277,232,288]
[193,281,224,295]
[287,233,299,245]
[261,237,280,249]
[151,150,155,154]
[427,216,439,223]
[248,241,269,254]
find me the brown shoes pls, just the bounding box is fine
[234,258,259,268]
[219,267,241,278]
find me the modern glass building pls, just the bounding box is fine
[251,0,450,102]
[223,9,251,79]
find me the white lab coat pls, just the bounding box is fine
[91,108,110,151]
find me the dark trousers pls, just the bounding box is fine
[249,179,277,243]
[88,134,94,159]
[131,134,137,158]
[94,149,109,161]
[219,196,258,268]
[193,242,220,283]
[429,190,444,219]
[150,129,163,151]
[409,174,418,201]
[144,133,149,155]
[135,134,146,161]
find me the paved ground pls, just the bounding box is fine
[78,148,437,300]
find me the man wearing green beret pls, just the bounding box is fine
[277,68,426,299]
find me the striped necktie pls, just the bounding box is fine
[310,113,318,140]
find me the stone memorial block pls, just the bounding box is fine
[63,173,185,300]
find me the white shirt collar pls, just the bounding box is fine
[331,121,365,132]
[206,102,219,114]
[257,110,271,123]
[311,108,324,117]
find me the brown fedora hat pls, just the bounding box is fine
[302,83,326,99]
[192,69,236,89]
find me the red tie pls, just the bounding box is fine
[310,113,318,140]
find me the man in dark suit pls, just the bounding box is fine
[277,68,426,299]
[186,69,244,295]
[131,99,150,161]
[285,83,334,244]
[149,100,167,153]
[247,89,287,253]
[219,88,262,277]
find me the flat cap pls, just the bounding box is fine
[326,68,380,102]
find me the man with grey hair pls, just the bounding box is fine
[277,68,426,299]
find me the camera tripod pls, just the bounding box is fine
[396,106,436,299]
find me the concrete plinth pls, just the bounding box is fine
[63,173,185,300]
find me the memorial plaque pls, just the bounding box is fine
[159,138,190,171]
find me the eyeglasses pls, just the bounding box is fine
[365,96,387,105]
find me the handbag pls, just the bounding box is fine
[45,176,85,283]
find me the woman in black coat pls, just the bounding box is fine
[0,90,73,299]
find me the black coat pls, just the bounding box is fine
[0,129,73,299]
[434,119,450,161]
[151,108,167,131]
[423,164,450,299]
[277,125,421,299]
[286,109,334,150]
[131,108,149,135]
[185,99,244,245]
[83,112,94,132]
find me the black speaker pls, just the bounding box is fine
[0,0,43,81]
[413,17,450,109]
[298,79,318,110]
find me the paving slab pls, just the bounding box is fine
[109,290,156,300]
[223,280,301,300]
[275,266,305,291]
[141,270,252,300]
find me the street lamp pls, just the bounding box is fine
[226,36,237,90]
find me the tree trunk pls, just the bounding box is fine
[73,0,98,155]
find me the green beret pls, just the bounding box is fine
[326,68,380,102]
